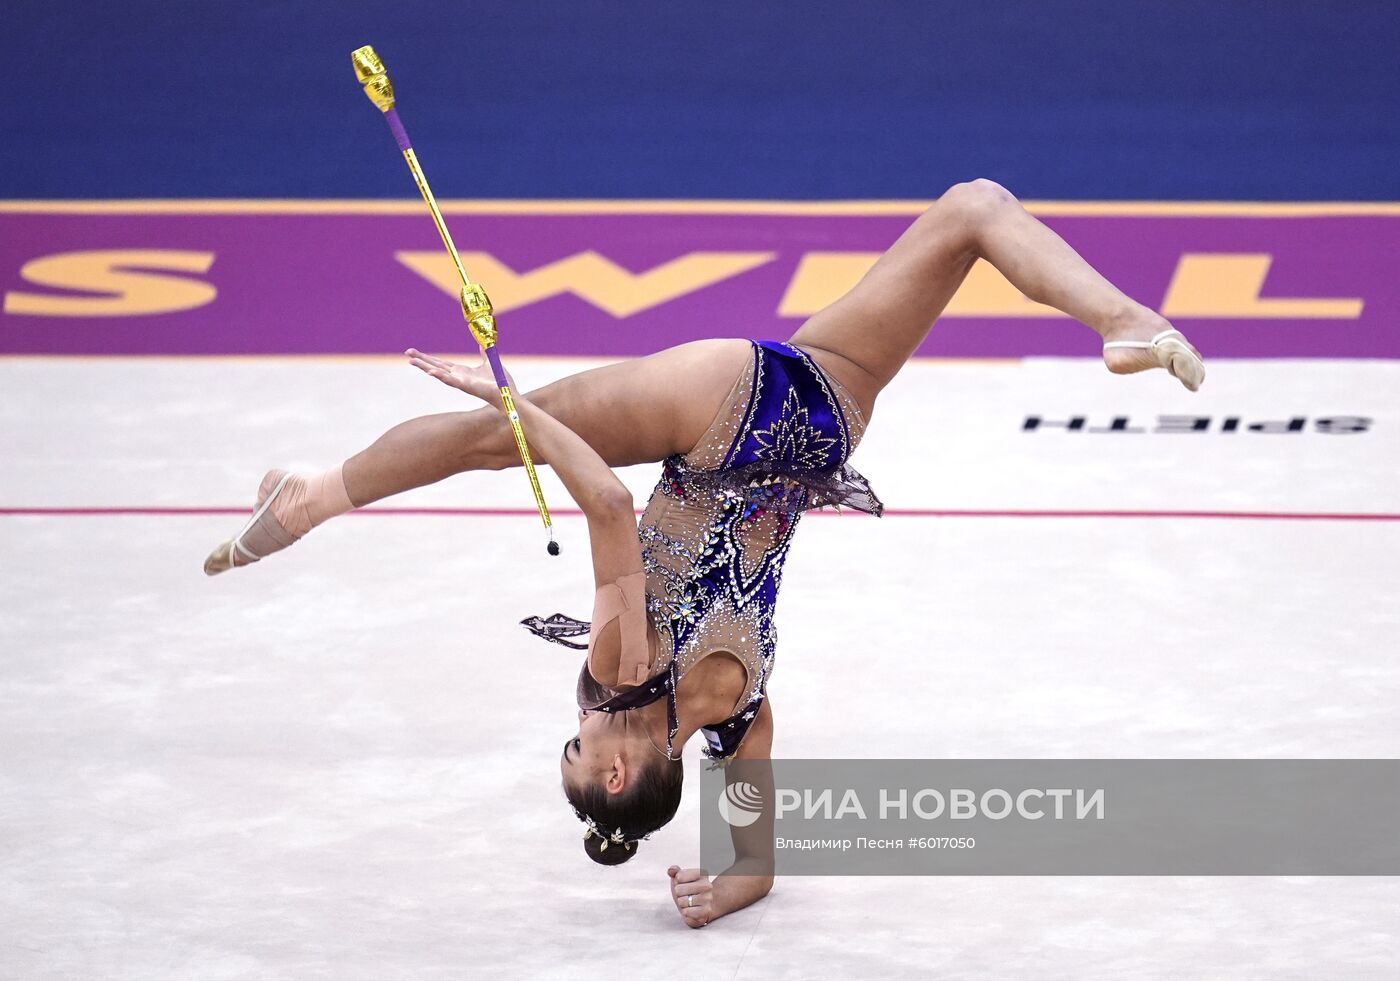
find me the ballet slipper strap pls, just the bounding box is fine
[1103,329,1186,351]
[232,473,299,562]
[230,538,260,562]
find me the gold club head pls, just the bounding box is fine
[351,45,395,111]
[350,45,385,82]
[461,284,499,348]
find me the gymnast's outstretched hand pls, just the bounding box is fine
[405,348,514,405]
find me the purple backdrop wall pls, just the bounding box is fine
[2,204,1394,358]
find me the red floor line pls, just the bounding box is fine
[1,506,1397,521]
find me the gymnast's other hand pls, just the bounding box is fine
[667,866,713,928]
[405,349,514,406]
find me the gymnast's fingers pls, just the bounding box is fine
[407,357,444,377]
[405,348,452,370]
[680,905,710,928]
[672,878,710,898]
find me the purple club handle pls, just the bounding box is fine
[484,346,511,391]
[384,109,412,152]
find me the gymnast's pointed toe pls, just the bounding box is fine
[1103,327,1205,392]
[203,539,236,576]
[1158,332,1206,391]
[201,470,299,577]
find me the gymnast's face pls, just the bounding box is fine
[560,709,633,796]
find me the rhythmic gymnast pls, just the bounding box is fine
[204,180,1204,928]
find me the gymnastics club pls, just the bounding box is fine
[351,45,559,556]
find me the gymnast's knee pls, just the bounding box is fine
[932,178,1020,242]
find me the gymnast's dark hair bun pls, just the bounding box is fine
[584,834,638,866]
[565,753,684,867]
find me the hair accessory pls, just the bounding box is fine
[576,809,642,851]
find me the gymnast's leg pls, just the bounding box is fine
[789,178,1201,415]
[203,339,751,573]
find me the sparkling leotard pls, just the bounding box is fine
[524,341,881,760]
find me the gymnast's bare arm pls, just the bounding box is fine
[405,349,642,585]
[667,700,776,928]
